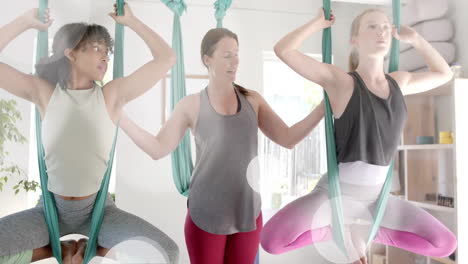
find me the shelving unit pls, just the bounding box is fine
[431,257,456,264]
[367,78,468,264]
[397,144,454,151]
[407,200,455,213]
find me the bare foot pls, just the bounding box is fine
[71,238,88,264]
[360,256,368,264]
[31,245,53,262]
[61,240,78,264]
[352,256,368,264]
[350,224,368,264]
[97,245,112,258]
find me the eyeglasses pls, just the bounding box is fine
[91,45,112,59]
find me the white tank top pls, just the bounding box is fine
[41,83,115,196]
[338,161,390,186]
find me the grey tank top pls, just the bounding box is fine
[334,72,407,166]
[188,87,261,235]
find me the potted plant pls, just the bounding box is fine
[0,98,39,194]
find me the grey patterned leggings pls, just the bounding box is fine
[0,193,179,263]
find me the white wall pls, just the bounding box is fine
[450,0,468,77]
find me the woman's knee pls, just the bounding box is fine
[260,229,284,255]
[432,229,457,257]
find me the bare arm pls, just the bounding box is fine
[390,26,453,95]
[0,8,53,105]
[274,8,350,100]
[104,3,176,110]
[255,90,325,149]
[119,96,194,160]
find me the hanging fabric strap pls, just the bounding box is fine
[161,0,193,197]
[82,126,119,263]
[388,0,401,74]
[113,0,125,78]
[35,1,123,263]
[321,0,401,255]
[321,0,347,256]
[214,0,232,28]
[366,0,400,247]
[35,0,63,261]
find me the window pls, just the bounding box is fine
[260,51,328,210]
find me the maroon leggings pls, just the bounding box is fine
[184,211,263,264]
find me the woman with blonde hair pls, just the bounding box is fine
[260,7,457,264]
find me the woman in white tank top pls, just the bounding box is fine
[0,3,180,263]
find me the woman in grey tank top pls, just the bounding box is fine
[120,28,325,263]
[0,3,179,263]
[261,8,456,264]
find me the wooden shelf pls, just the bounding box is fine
[398,144,454,151]
[408,200,455,213]
[431,257,456,264]
[384,79,462,264]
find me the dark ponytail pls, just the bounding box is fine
[233,83,249,96]
[35,55,69,89]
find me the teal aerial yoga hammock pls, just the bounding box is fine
[162,0,193,197]
[35,0,124,263]
[321,0,400,256]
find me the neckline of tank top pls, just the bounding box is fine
[57,82,99,92]
[204,86,243,118]
[353,71,393,101]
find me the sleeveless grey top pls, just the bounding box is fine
[188,87,261,235]
[334,72,407,166]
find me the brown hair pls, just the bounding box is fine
[35,23,114,89]
[348,9,387,72]
[200,28,249,96]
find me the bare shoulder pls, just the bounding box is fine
[245,88,261,100]
[178,92,201,129]
[243,88,261,116]
[333,70,354,91]
[101,78,123,107]
[33,77,55,117]
[388,71,411,89]
[178,93,200,109]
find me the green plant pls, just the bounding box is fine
[0,98,39,194]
